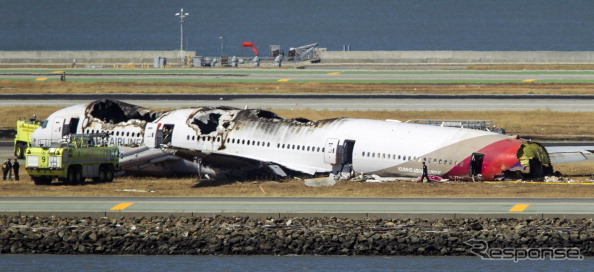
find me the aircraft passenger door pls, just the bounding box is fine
[51,117,66,140]
[470,153,484,182]
[162,124,174,145]
[338,140,355,165]
[68,118,80,134]
[144,123,162,148]
[324,138,340,164]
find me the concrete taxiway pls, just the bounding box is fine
[4,69,594,82]
[0,197,592,219]
[1,94,594,111]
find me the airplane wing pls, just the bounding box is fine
[545,146,594,164]
[119,146,177,169]
[171,147,289,178]
[118,146,202,176]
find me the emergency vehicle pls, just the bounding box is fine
[25,134,119,185]
[14,117,41,159]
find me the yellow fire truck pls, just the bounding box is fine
[14,116,42,159]
[25,134,119,185]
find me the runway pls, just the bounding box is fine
[0,197,592,219]
[3,69,594,83]
[1,94,594,111]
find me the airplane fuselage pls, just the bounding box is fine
[30,100,553,180]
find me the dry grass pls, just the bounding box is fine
[1,172,594,197]
[3,80,594,95]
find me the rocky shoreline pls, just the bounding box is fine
[1,216,592,256]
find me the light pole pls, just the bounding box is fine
[219,36,225,56]
[175,8,189,59]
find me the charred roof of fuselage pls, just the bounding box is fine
[85,99,163,124]
[235,108,342,127]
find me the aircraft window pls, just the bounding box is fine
[41,120,48,128]
[217,137,221,142]
[292,145,295,150]
[282,144,285,148]
[246,140,250,145]
[382,154,386,159]
[438,159,442,164]
[267,142,270,147]
[192,136,196,141]
[127,132,130,137]
[116,131,120,136]
[297,145,301,150]
[408,156,411,161]
[242,139,245,144]
[361,152,365,157]
[187,135,190,140]
[372,153,376,158]
[433,158,437,163]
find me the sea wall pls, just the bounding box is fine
[1,216,592,256]
[2,50,594,67]
[318,50,594,64]
[0,50,195,65]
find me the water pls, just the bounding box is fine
[1,0,594,56]
[1,255,592,272]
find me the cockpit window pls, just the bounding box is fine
[41,120,49,128]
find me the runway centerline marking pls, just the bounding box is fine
[509,204,530,212]
[110,203,134,211]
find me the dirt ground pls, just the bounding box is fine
[3,80,594,95]
[1,173,594,198]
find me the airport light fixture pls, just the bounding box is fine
[219,36,225,56]
[175,8,189,53]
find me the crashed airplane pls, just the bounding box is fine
[30,99,554,181]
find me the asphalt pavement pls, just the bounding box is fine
[1,94,594,111]
[0,197,592,219]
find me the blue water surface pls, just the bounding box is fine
[1,255,592,272]
[1,0,593,55]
